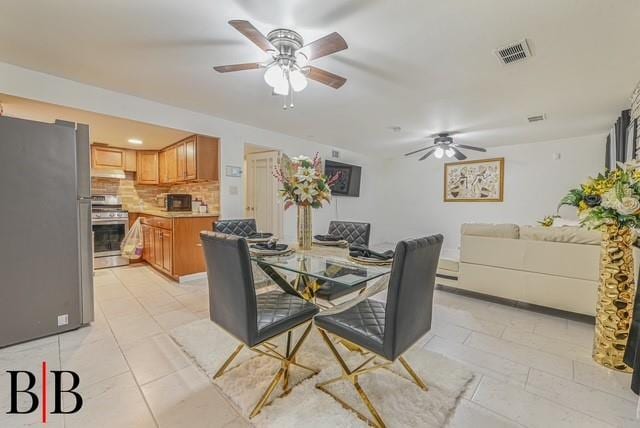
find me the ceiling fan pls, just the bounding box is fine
[213,20,348,109]
[404,133,487,161]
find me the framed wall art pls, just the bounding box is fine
[444,157,504,202]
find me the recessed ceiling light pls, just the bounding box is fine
[128,138,143,145]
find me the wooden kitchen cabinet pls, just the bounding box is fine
[123,149,137,172]
[142,224,153,265]
[139,214,217,280]
[184,137,197,180]
[167,146,178,183]
[160,135,218,183]
[91,145,136,172]
[158,150,167,184]
[91,146,124,169]
[161,229,173,273]
[136,151,159,184]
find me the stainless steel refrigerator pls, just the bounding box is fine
[0,115,94,347]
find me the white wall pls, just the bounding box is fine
[377,134,606,252]
[0,62,383,243]
[0,62,609,251]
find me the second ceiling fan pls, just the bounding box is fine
[213,20,348,108]
[404,133,487,161]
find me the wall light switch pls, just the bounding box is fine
[57,314,69,326]
[229,185,239,195]
[553,152,561,160]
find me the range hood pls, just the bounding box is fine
[90,168,126,179]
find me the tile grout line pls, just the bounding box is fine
[109,266,246,424]
[101,269,161,428]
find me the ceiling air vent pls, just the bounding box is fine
[495,39,532,65]
[527,114,546,123]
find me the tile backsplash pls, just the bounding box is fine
[91,173,220,213]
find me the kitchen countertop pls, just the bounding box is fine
[130,209,219,218]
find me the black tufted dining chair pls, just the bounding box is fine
[314,234,443,427]
[213,218,257,237]
[200,231,319,418]
[328,220,371,246]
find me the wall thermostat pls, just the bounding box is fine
[225,165,242,177]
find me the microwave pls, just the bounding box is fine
[164,194,192,212]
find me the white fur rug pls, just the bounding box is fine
[170,319,473,427]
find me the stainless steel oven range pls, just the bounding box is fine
[92,195,129,269]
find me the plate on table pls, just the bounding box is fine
[247,233,274,243]
[313,235,348,247]
[313,239,349,247]
[348,255,393,266]
[249,243,292,256]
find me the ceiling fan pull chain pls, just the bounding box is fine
[289,84,295,109]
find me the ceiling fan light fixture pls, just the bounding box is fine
[289,69,308,92]
[434,147,444,159]
[264,65,285,88]
[445,148,455,158]
[273,80,290,96]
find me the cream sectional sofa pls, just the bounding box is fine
[456,223,638,316]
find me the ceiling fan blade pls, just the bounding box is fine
[404,146,432,156]
[298,32,348,61]
[419,149,435,161]
[213,62,262,73]
[306,66,346,89]
[228,20,276,53]
[451,147,467,160]
[455,144,487,152]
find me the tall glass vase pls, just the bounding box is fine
[593,223,636,372]
[297,205,313,250]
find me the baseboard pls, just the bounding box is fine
[178,272,207,283]
[436,284,595,324]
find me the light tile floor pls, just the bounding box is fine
[1,264,639,427]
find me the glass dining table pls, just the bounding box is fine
[251,247,392,304]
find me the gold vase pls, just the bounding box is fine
[593,224,636,372]
[297,205,312,250]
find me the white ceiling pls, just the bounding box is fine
[0,94,191,149]
[0,0,639,155]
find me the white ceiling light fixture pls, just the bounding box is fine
[127,138,143,145]
[434,147,444,159]
[445,147,455,158]
[214,20,348,110]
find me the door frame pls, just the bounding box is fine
[245,150,283,238]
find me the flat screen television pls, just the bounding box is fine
[325,160,361,197]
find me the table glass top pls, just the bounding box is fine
[252,252,391,287]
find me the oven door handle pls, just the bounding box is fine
[92,219,129,225]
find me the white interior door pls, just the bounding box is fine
[245,151,283,238]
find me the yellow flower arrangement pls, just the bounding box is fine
[560,161,640,229]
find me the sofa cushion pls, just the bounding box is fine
[520,226,601,245]
[461,223,519,239]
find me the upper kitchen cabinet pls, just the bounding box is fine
[92,145,123,169]
[91,145,137,172]
[136,151,159,184]
[123,149,137,172]
[160,135,219,184]
[190,135,218,181]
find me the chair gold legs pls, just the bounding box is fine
[212,322,318,419]
[213,344,244,379]
[399,356,428,391]
[316,328,429,428]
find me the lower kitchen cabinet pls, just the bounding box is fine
[139,214,217,280]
